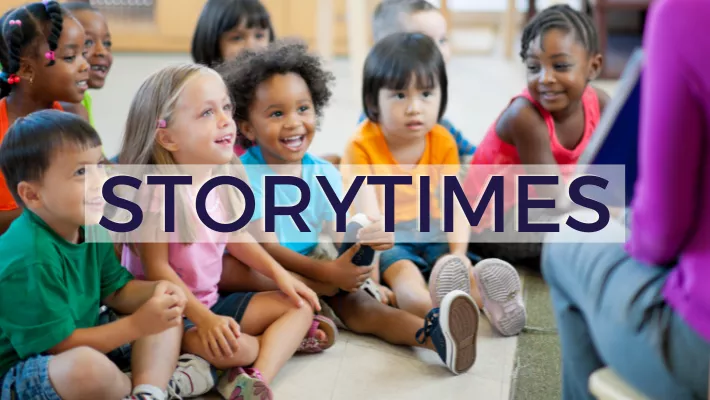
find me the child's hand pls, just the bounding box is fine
[154,280,187,313]
[329,244,374,292]
[195,313,241,360]
[356,216,394,251]
[377,283,397,307]
[274,271,321,311]
[130,289,183,336]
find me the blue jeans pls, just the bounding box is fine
[183,292,255,332]
[542,214,709,400]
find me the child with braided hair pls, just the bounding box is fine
[0,0,91,234]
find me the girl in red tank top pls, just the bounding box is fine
[0,2,91,233]
[463,5,610,267]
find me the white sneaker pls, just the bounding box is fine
[167,354,216,399]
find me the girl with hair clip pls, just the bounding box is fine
[0,0,90,234]
[118,63,336,400]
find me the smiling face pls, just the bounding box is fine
[524,28,601,113]
[239,73,316,165]
[376,73,441,142]
[20,144,106,241]
[157,72,237,166]
[23,16,90,104]
[219,19,270,62]
[72,9,113,89]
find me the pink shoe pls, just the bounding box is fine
[297,315,338,353]
[428,254,472,308]
[472,258,526,336]
[217,367,273,400]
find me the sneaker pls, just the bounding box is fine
[416,290,479,375]
[428,254,472,307]
[123,394,158,400]
[360,277,382,302]
[472,258,526,336]
[167,354,217,399]
[217,367,273,400]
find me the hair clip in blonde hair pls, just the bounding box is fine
[157,119,167,129]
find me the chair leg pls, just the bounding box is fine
[346,0,368,103]
[503,0,518,60]
[316,0,334,65]
[593,4,609,78]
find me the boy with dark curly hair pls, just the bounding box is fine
[215,39,482,375]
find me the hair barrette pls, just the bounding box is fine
[157,119,167,129]
[8,20,21,26]
[44,51,55,61]
[6,74,20,85]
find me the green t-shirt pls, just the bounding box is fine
[0,210,132,376]
[81,90,94,126]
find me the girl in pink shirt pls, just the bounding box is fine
[118,63,337,400]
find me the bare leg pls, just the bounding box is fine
[326,290,436,351]
[182,328,260,371]
[220,254,338,296]
[48,347,132,399]
[383,260,432,319]
[131,325,182,391]
[239,291,315,383]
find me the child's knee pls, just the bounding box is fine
[51,346,129,395]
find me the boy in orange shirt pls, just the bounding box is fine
[343,32,527,336]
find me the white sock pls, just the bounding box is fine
[132,384,166,400]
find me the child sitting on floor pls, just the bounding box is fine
[0,1,91,233]
[344,32,526,337]
[463,4,610,269]
[0,110,210,400]
[217,39,483,375]
[117,63,334,399]
[359,0,476,165]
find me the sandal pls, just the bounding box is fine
[297,315,338,353]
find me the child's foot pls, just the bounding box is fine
[167,354,216,399]
[416,290,479,375]
[217,367,273,400]
[123,394,160,400]
[472,258,526,336]
[429,254,472,307]
[297,315,338,353]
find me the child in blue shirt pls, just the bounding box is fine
[217,39,482,375]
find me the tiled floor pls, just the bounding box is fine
[93,51,617,400]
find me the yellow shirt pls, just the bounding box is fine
[342,120,460,224]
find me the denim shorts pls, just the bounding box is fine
[0,308,132,400]
[183,292,256,332]
[379,220,481,280]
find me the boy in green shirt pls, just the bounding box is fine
[0,110,214,400]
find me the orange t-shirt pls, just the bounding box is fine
[0,98,64,211]
[342,120,460,224]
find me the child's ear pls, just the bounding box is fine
[238,121,257,143]
[587,53,603,81]
[155,128,179,152]
[17,181,41,208]
[18,58,36,84]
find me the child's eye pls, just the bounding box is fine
[554,63,572,71]
[85,39,95,48]
[202,109,214,117]
[394,93,406,99]
[64,55,76,62]
[103,40,112,49]
[74,167,86,177]
[422,91,432,98]
[298,105,310,113]
[230,35,244,42]
[526,64,541,73]
[223,103,233,112]
[270,111,283,118]
[439,37,448,45]
[255,33,265,39]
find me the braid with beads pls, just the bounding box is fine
[519,4,599,61]
[0,1,65,98]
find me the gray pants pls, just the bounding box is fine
[542,213,709,400]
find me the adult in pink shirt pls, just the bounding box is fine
[541,0,710,398]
